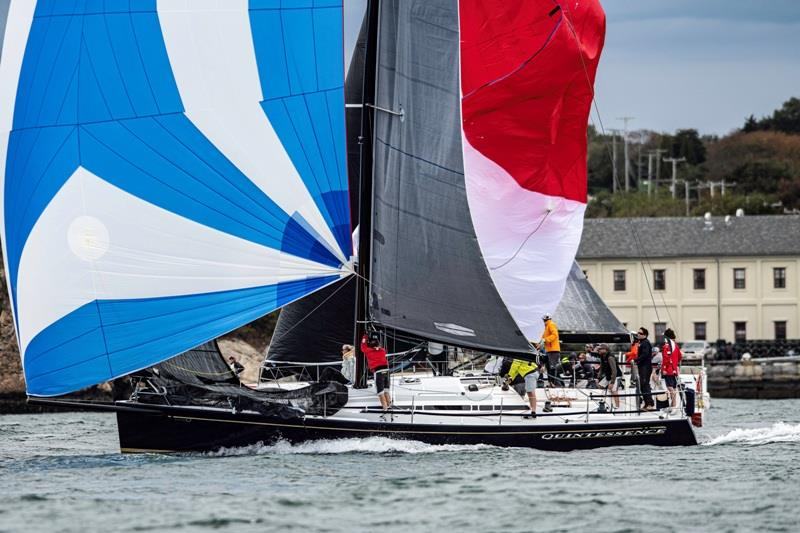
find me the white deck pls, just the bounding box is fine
[258,373,695,428]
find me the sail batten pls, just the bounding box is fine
[1,0,351,396]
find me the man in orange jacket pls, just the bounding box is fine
[535,315,560,383]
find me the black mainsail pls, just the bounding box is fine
[369,0,532,355]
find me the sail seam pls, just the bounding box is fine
[374,137,463,176]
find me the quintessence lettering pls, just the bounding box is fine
[540,427,667,440]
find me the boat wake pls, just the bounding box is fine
[207,437,496,457]
[702,422,800,446]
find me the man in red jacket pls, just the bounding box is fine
[361,334,391,412]
[661,328,682,408]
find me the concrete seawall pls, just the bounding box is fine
[708,357,800,399]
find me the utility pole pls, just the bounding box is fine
[685,181,691,216]
[708,180,737,198]
[647,149,668,197]
[721,179,737,196]
[617,117,635,192]
[608,128,622,193]
[663,156,686,199]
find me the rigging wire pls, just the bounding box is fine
[268,275,356,346]
[559,3,675,329]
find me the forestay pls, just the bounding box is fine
[0,1,351,396]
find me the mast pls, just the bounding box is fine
[354,0,381,388]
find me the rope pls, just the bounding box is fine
[490,210,552,270]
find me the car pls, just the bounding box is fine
[680,340,714,361]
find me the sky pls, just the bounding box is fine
[595,0,800,136]
[1,1,798,136]
[343,1,800,136]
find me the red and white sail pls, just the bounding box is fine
[459,0,605,339]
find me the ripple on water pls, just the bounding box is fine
[1,402,800,533]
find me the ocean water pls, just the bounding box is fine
[1,399,798,533]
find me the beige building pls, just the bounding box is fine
[576,215,800,342]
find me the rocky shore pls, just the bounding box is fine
[707,357,800,399]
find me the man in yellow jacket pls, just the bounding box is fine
[505,358,541,417]
[535,315,561,384]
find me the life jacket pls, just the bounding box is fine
[625,343,638,363]
[508,359,539,380]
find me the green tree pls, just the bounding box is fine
[772,97,800,134]
[671,129,706,165]
[730,160,792,194]
[691,192,782,216]
[740,96,800,134]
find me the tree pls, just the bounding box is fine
[671,129,706,165]
[772,97,800,134]
[691,192,782,217]
[730,160,792,194]
[743,114,758,133]
[740,96,800,134]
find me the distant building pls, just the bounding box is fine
[577,215,800,342]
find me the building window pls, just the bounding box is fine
[613,270,626,291]
[774,267,786,289]
[733,268,746,289]
[654,322,667,344]
[653,269,666,291]
[734,321,747,342]
[775,321,787,340]
[694,322,707,341]
[693,268,706,290]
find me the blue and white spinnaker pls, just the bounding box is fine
[0,0,351,396]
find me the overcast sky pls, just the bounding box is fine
[2,1,797,136]
[596,0,800,136]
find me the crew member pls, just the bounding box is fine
[625,336,639,389]
[636,327,654,410]
[505,358,541,417]
[575,352,596,387]
[597,344,621,409]
[228,356,245,376]
[535,315,561,384]
[340,344,355,384]
[361,333,391,413]
[661,328,682,408]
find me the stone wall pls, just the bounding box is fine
[707,358,800,399]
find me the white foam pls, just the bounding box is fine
[702,422,800,446]
[205,437,496,457]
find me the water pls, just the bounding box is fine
[1,399,798,533]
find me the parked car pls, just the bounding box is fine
[680,340,714,361]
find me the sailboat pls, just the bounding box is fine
[1,0,698,452]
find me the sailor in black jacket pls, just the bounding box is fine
[635,327,654,410]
